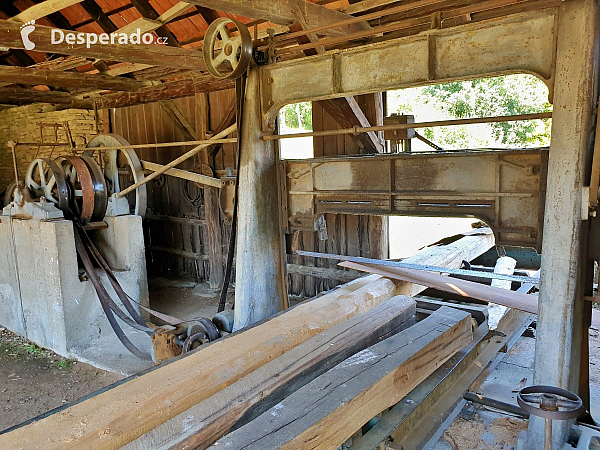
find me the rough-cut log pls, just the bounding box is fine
[0,232,492,449]
[92,76,234,109]
[179,0,369,36]
[0,66,147,92]
[0,20,205,70]
[124,295,417,450]
[212,307,473,449]
[0,88,91,108]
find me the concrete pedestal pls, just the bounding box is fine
[0,215,151,375]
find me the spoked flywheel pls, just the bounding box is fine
[203,18,253,80]
[84,134,147,218]
[25,158,70,212]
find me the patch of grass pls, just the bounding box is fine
[1,341,46,360]
[58,359,72,370]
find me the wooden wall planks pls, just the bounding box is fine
[110,89,237,283]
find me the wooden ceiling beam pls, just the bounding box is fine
[179,0,370,36]
[0,65,148,91]
[0,20,206,70]
[129,0,182,47]
[80,0,118,33]
[0,88,90,108]
[92,75,233,109]
[8,0,83,24]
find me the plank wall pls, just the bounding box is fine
[288,94,389,297]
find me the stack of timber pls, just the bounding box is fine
[0,229,493,450]
[211,307,472,450]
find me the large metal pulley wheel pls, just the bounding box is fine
[85,134,147,218]
[25,158,70,212]
[203,18,253,79]
[56,155,108,223]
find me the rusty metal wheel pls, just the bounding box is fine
[56,156,107,223]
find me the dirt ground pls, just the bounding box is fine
[0,327,122,432]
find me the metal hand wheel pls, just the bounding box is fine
[203,18,253,79]
[517,385,584,450]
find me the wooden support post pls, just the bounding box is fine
[213,307,473,449]
[233,67,288,330]
[527,0,599,447]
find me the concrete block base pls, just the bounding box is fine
[0,215,152,375]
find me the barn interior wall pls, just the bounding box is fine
[110,91,389,294]
[0,104,100,194]
[110,90,237,283]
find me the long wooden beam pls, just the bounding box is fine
[124,296,417,449]
[180,0,369,36]
[8,0,83,23]
[214,307,473,449]
[0,20,206,70]
[0,232,493,449]
[0,66,147,91]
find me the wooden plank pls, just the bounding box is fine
[341,261,539,313]
[212,307,473,449]
[116,17,162,36]
[0,232,492,449]
[0,20,205,70]
[157,3,194,23]
[159,99,201,141]
[0,66,147,92]
[8,0,83,23]
[141,160,222,189]
[180,0,370,36]
[287,263,361,282]
[125,295,417,450]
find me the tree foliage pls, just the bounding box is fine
[280,102,313,130]
[390,75,552,149]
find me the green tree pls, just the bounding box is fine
[280,102,313,130]
[389,75,552,149]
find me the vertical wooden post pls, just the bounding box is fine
[233,67,288,331]
[197,93,225,288]
[527,0,598,447]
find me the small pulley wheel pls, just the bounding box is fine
[85,134,147,218]
[517,385,584,420]
[3,181,19,207]
[25,158,70,212]
[203,18,253,79]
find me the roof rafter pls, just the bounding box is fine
[8,0,83,23]
[179,0,370,36]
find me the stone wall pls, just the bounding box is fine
[0,104,100,194]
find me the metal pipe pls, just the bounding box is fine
[7,140,19,185]
[463,392,529,418]
[263,113,552,141]
[116,123,237,198]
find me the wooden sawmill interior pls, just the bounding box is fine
[0,0,598,449]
